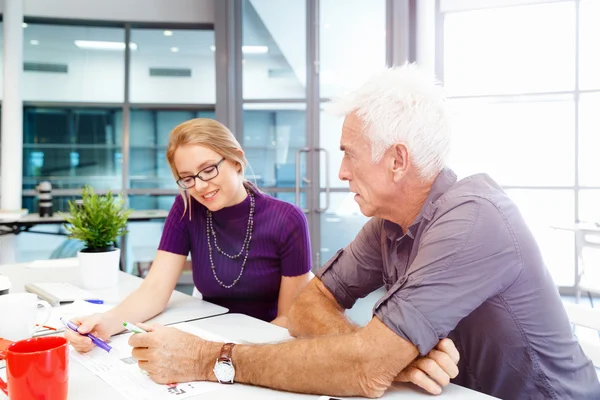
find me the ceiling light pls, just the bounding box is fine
[242,45,268,54]
[30,40,39,45]
[209,45,268,54]
[170,47,179,53]
[22,23,28,28]
[163,30,173,37]
[74,40,138,51]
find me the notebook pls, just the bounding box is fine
[24,282,100,307]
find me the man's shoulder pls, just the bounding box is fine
[435,173,510,213]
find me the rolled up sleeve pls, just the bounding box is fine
[316,218,385,309]
[374,198,522,356]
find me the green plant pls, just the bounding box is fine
[62,185,131,252]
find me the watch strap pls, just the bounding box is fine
[218,342,235,362]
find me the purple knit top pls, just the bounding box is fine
[158,187,312,322]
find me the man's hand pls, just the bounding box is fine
[395,338,460,395]
[128,323,220,384]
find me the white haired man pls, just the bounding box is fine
[129,64,600,399]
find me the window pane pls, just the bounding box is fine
[579,189,600,223]
[242,104,306,188]
[320,0,386,98]
[580,0,600,90]
[0,22,3,100]
[320,192,369,266]
[505,189,575,287]
[23,108,121,190]
[242,0,306,100]
[579,93,600,186]
[443,2,575,95]
[447,95,575,186]
[129,194,176,211]
[130,29,216,104]
[24,24,125,102]
[320,103,345,188]
[129,110,215,189]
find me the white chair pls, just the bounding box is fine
[564,302,600,378]
[575,226,600,305]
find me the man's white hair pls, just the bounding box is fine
[327,63,451,181]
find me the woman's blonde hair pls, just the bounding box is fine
[166,118,250,218]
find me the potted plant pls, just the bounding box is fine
[62,186,131,289]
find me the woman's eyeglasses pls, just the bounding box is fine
[176,158,226,189]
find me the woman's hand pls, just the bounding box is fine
[64,313,124,353]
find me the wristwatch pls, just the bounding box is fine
[213,343,236,384]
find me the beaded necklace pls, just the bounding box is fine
[205,192,255,289]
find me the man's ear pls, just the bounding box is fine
[390,143,409,183]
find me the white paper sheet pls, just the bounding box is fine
[70,322,231,400]
[34,300,113,336]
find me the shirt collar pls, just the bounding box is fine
[384,168,458,240]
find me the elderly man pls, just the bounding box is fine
[130,64,600,399]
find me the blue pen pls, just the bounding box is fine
[60,317,112,353]
[84,299,104,304]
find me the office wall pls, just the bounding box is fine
[14,50,301,103]
[0,0,215,24]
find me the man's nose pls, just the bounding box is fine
[338,162,350,181]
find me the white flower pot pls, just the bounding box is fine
[78,248,120,290]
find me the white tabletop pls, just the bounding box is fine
[0,259,228,326]
[0,313,496,400]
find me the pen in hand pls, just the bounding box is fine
[123,322,147,334]
[60,317,112,353]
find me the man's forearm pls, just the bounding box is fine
[287,278,358,338]
[224,326,415,398]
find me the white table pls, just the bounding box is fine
[0,313,496,400]
[0,259,228,326]
[0,209,169,236]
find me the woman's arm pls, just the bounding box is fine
[271,272,314,327]
[104,250,187,327]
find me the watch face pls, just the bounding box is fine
[214,361,235,382]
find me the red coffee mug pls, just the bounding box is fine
[0,336,69,399]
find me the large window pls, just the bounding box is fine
[18,23,215,214]
[129,29,216,104]
[241,0,308,200]
[129,109,215,190]
[23,107,121,192]
[23,24,125,102]
[440,0,600,287]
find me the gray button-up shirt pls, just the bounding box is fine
[317,168,600,400]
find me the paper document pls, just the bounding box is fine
[71,322,231,400]
[35,300,113,336]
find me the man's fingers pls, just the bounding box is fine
[414,356,451,388]
[129,332,154,348]
[404,367,442,395]
[437,338,460,365]
[131,347,151,361]
[136,322,157,332]
[428,349,459,379]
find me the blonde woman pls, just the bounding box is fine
[67,118,313,349]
